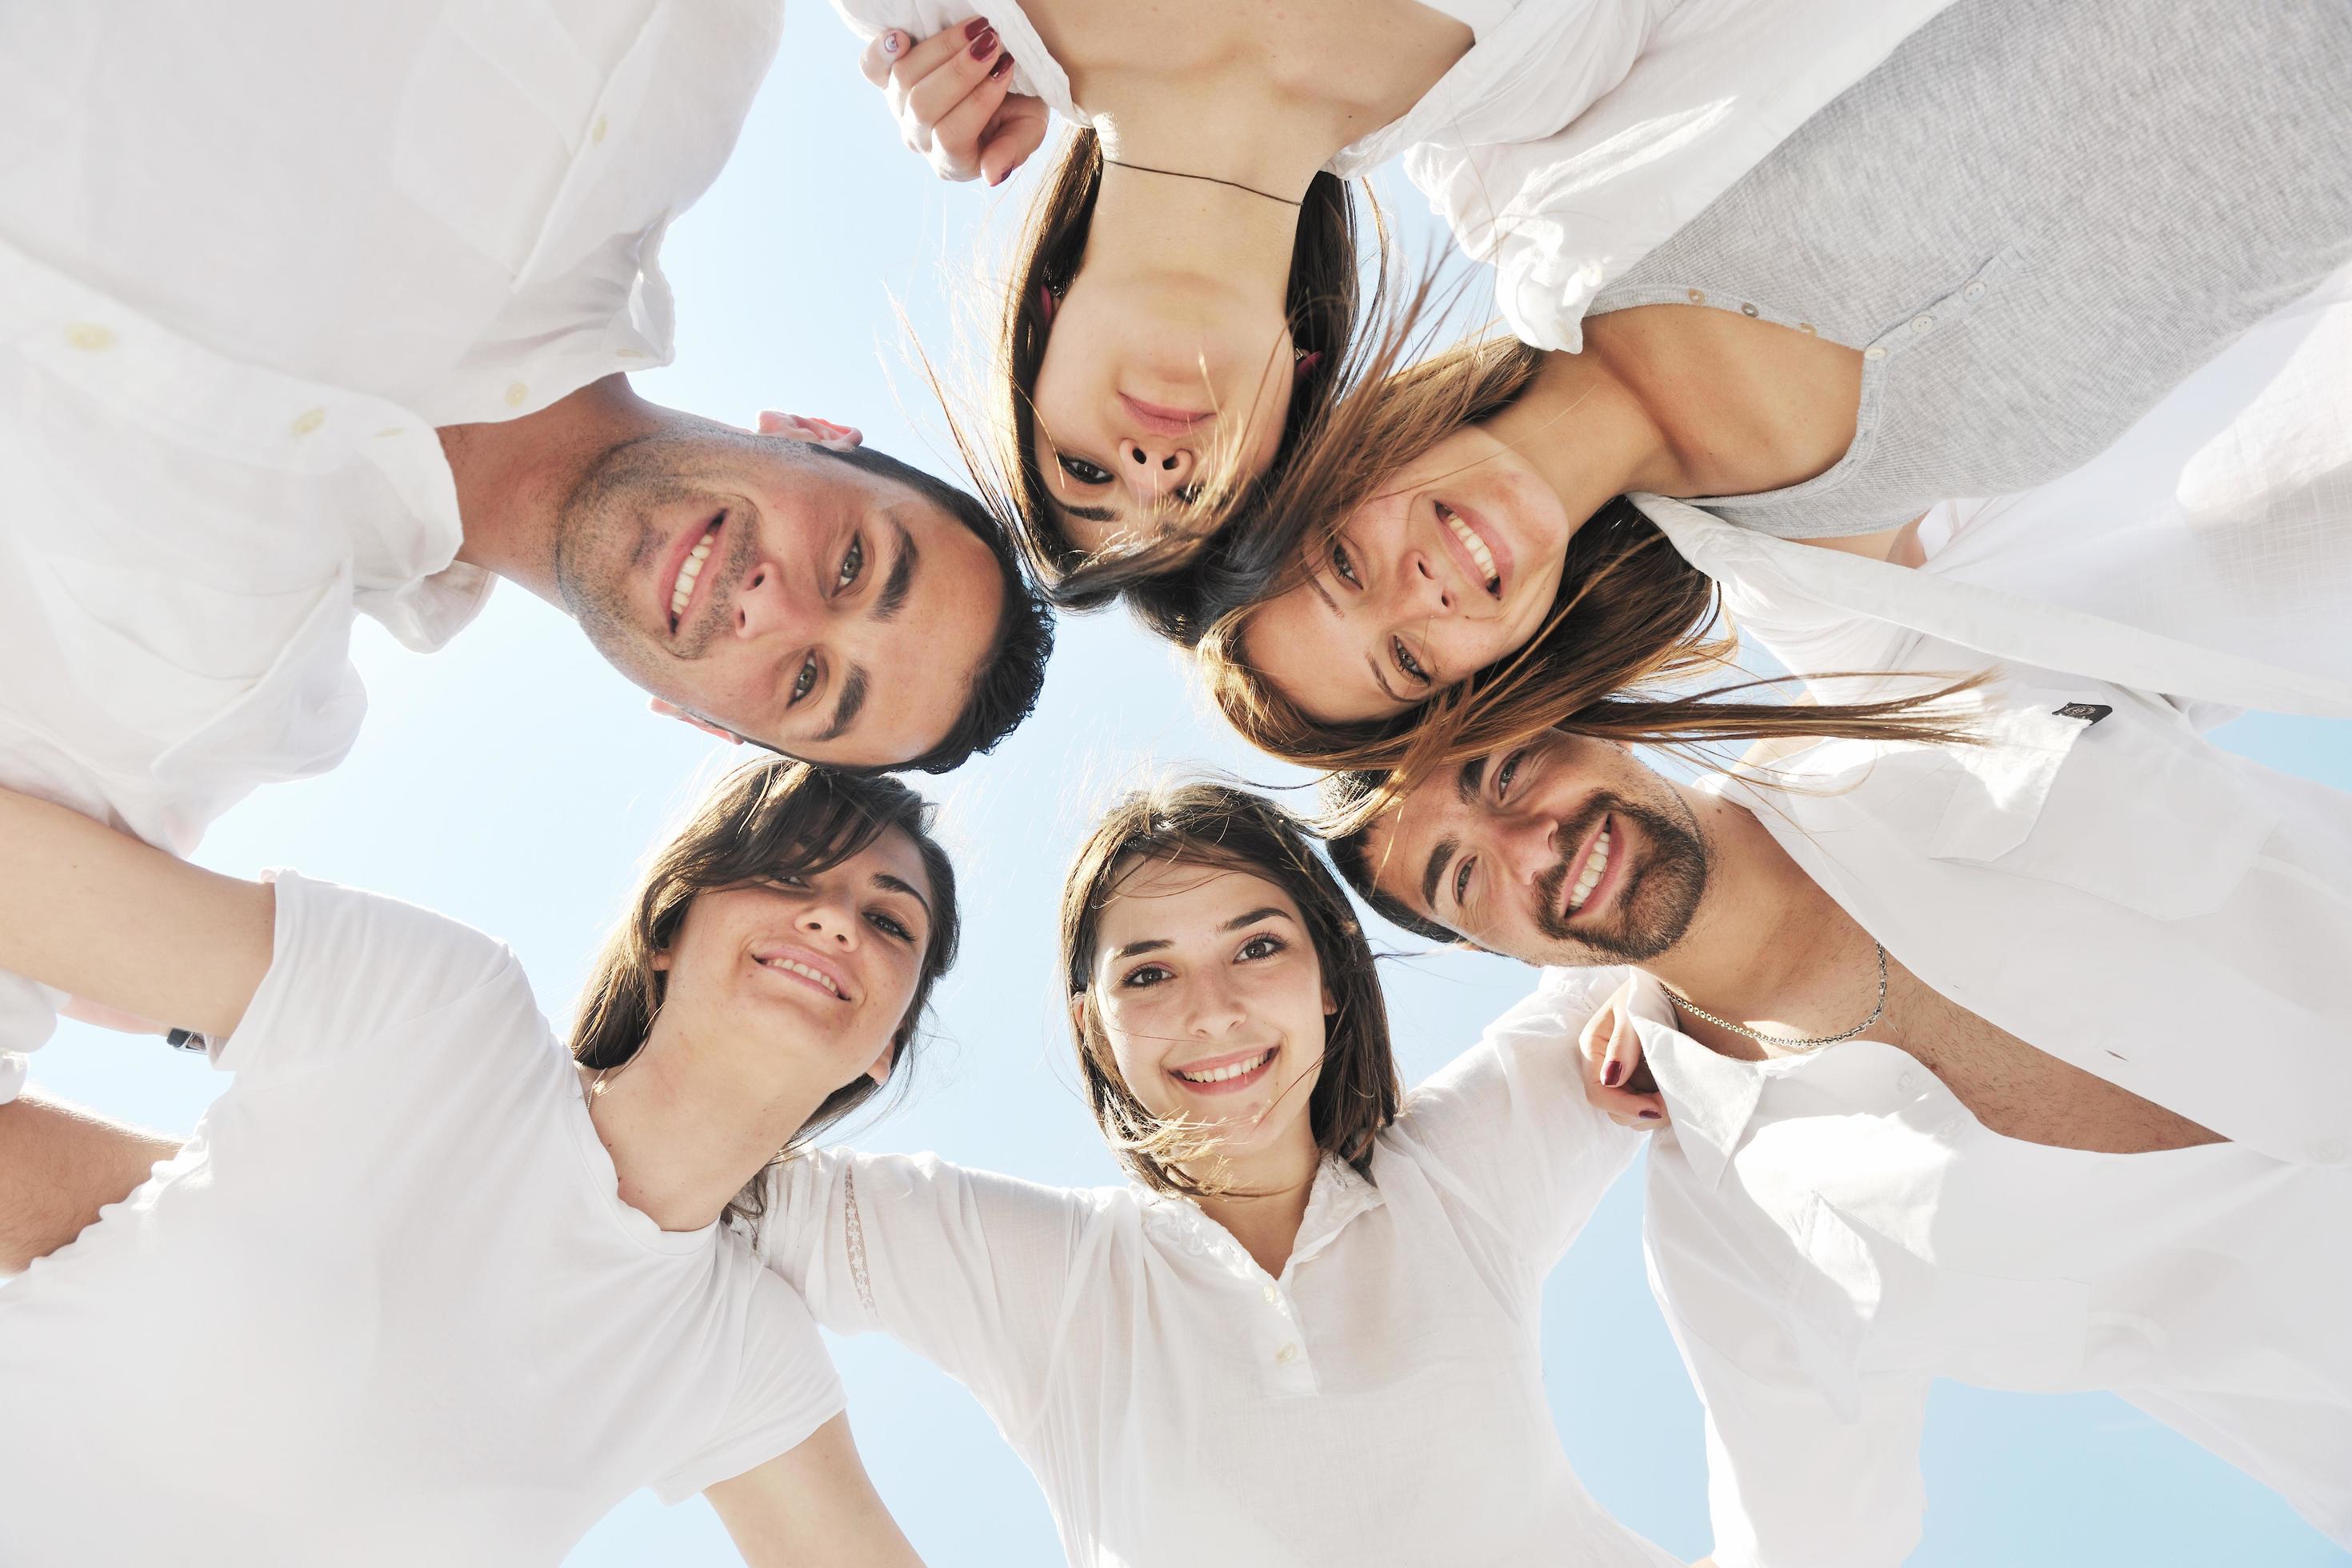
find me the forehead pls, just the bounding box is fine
[1094,858,1299,949]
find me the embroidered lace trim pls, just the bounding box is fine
[842,1162,877,1318]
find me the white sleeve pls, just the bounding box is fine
[1392,974,1643,1268]
[211,871,519,1083]
[653,1270,848,1504]
[759,1147,1085,1441]
[1645,1194,1930,1568]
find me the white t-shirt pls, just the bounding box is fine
[759,986,1677,1567]
[0,874,843,1567]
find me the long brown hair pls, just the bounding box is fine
[1058,782,1400,1199]
[571,759,962,1234]
[932,126,1377,625]
[1193,330,1987,798]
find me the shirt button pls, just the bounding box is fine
[1261,1282,1282,1306]
[592,114,610,145]
[504,382,530,408]
[1274,1342,1299,1365]
[64,322,116,351]
[1686,288,1706,305]
[1963,281,1987,301]
[1863,345,1887,360]
[2312,1138,2348,1164]
[1797,322,1817,334]
[1910,314,1935,334]
[1894,1069,1920,1093]
[290,406,326,437]
[1740,302,1759,318]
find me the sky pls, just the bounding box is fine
[15,15,2352,1567]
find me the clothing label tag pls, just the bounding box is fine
[2052,702,2112,725]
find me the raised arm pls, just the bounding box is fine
[0,1086,182,1274]
[705,1412,926,1568]
[0,785,274,1041]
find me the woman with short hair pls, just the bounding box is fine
[0,761,954,1566]
[758,781,1676,1565]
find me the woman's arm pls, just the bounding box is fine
[705,1412,926,1567]
[0,786,273,1040]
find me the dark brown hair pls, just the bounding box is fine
[1193,330,1986,801]
[570,759,962,1234]
[1058,782,1400,1198]
[933,127,1377,626]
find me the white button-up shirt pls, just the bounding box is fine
[831,0,1948,347]
[1526,654,2352,1562]
[1639,259,2352,723]
[758,1005,1679,1567]
[0,0,783,1095]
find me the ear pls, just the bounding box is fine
[1066,994,1089,1039]
[865,1037,898,1086]
[649,698,742,745]
[1322,985,1338,1018]
[650,946,674,974]
[756,410,863,450]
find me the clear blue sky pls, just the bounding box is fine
[18,16,2352,1566]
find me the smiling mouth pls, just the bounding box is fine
[667,518,722,635]
[754,953,845,1000]
[1170,1045,1278,1091]
[1564,819,1614,918]
[1438,502,1501,598]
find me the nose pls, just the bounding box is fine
[1498,812,1562,890]
[730,559,816,642]
[795,892,862,950]
[1118,438,1196,505]
[1182,967,1249,1040]
[1386,550,1455,620]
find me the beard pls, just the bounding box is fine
[551,434,760,669]
[1530,791,1708,964]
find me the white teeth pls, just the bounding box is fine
[669,527,717,626]
[1566,824,1612,915]
[757,955,840,997]
[1174,1047,1275,1085]
[1440,505,1498,591]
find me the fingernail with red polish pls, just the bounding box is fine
[963,17,992,38]
[1638,1110,1662,1120]
[1602,1061,1623,1088]
[989,51,1013,78]
[969,27,998,58]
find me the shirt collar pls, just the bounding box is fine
[1616,974,1769,1192]
[1137,1154,1385,1277]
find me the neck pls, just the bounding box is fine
[440,374,669,604]
[1083,142,1310,322]
[1180,1127,1323,1278]
[1482,349,1690,525]
[1638,795,1868,1061]
[582,1013,841,1233]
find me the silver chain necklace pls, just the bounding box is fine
[1662,942,1889,1051]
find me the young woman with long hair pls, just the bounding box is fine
[0,760,958,1566]
[838,0,1948,616]
[754,780,1682,1565]
[1193,0,2352,785]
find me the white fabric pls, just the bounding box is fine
[0,0,784,1096]
[1642,261,2352,722]
[826,0,1943,303]
[758,998,1676,1567]
[0,874,844,1566]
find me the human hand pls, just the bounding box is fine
[858,20,1050,186]
[1577,974,1666,1128]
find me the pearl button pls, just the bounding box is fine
[1261,1283,1282,1306]
[2313,1138,2348,1164]
[592,114,609,145]
[1894,1069,1920,1093]
[64,322,116,352]
[1686,288,1706,305]
[1740,302,1759,318]
[374,426,405,439]
[1274,1342,1299,1365]
[1939,1118,1965,1139]
[505,382,529,408]
[1797,322,1817,334]
[1910,314,1935,334]
[1863,345,1887,360]
[290,407,326,437]
[1963,281,1987,301]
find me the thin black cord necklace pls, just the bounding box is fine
[1102,157,1303,208]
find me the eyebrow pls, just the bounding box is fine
[1108,906,1294,961]
[1420,834,1458,918]
[818,666,869,742]
[874,518,916,622]
[873,871,932,919]
[1059,501,1119,526]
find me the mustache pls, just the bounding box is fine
[1531,795,1622,938]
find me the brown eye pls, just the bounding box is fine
[1393,638,1430,686]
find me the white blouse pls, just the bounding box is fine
[1554,969,2352,1565]
[0,0,782,1099]
[758,995,1678,1567]
[1642,258,2352,723]
[827,0,1944,302]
